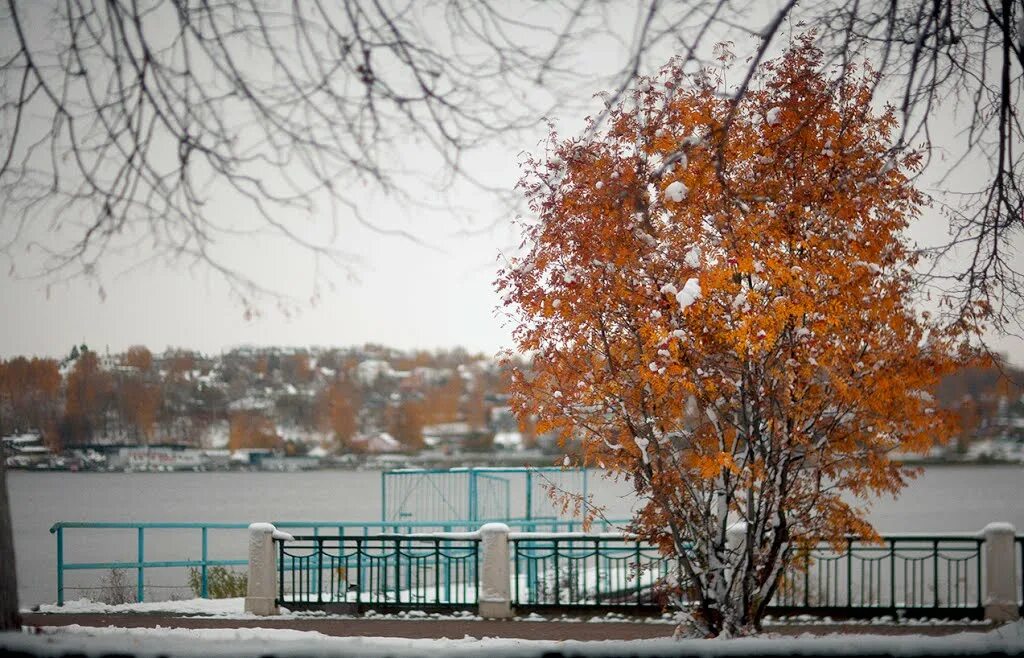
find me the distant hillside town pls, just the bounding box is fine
[0,344,552,472]
[1,344,1023,471]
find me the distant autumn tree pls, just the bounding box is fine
[165,350,197,381]
[319,378,361,449]
[0,357,61,439]
[62,350,113,445]
[936,356,1024,450]
[119,377,162,444]
[228,411,280,451]
[388,398,425,451]
[422,375,462,426]
[463,383,490,431]
[121,346,153,372]
[498,39,976,637]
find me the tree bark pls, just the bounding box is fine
[0,458,21,630]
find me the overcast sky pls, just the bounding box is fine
[2,3,1021,365]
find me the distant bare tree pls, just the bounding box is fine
[808,0,1024,333]
[1,2,1019,323]
[0,1,603,309]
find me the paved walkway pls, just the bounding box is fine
[20,613,995,641]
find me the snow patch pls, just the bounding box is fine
[675,278,701,312]
[664,180,689,202]
[684,245,701,269]
[8,622,1023,658]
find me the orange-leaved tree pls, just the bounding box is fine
[497,38,978,637]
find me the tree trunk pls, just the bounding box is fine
[0,458,21,630]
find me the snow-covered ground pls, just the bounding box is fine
[29,597,995,627]
[3,620,1023,657]
[33,597,254,618]
[31,597,676,623]
[33,597,488,621]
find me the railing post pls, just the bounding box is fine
[478,523,511,618]
[201,526,208,599]
[394,538,401,604]
[469,470,478,523]
[982,522,1020,622]
[278,539,285,607]
[245,522,292,616]
[525,470,532,521]
[136,527,144,602]
[847,538,853,609]
[317,537,324,605]
[56,526,64,606]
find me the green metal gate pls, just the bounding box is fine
[380,467,589,523]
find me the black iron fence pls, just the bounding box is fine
[1017,536,1024,615]
[277,534,479,611]
[274,531,1005,619]
[771,535,985,619]
[511,535,674,610]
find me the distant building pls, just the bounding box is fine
[351,432,403,453]
[2,432,51,469]
[259,455,320,471]
[110,446,206,471]
[356,359,393,386]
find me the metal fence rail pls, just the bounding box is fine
[49,518,626,605]
[51,520,1016,621]
[771,536,985,619]
[381,467,591,524]
[511,536,672,610]
[277,535,480,611]
[508,534,987,618]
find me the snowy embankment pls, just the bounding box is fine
[2,621,1022,657]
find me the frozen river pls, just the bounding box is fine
[8,464,1024,606]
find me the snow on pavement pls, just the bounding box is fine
[2,620,1023,657]
[33,597,671,624]
[29,598,997,628]
[34,597,252,617]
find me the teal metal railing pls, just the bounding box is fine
[50,521,251,605]
[278,535,481,608]
[381,467,590,524]
[50,518,629,605]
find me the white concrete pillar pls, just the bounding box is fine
[982,522,1020,622]
[478,523,512,618]
[245,523,292,616]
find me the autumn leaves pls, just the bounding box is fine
[497,37,976,635]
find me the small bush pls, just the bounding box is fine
[187,566,248,598]
[95,568,135,605]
